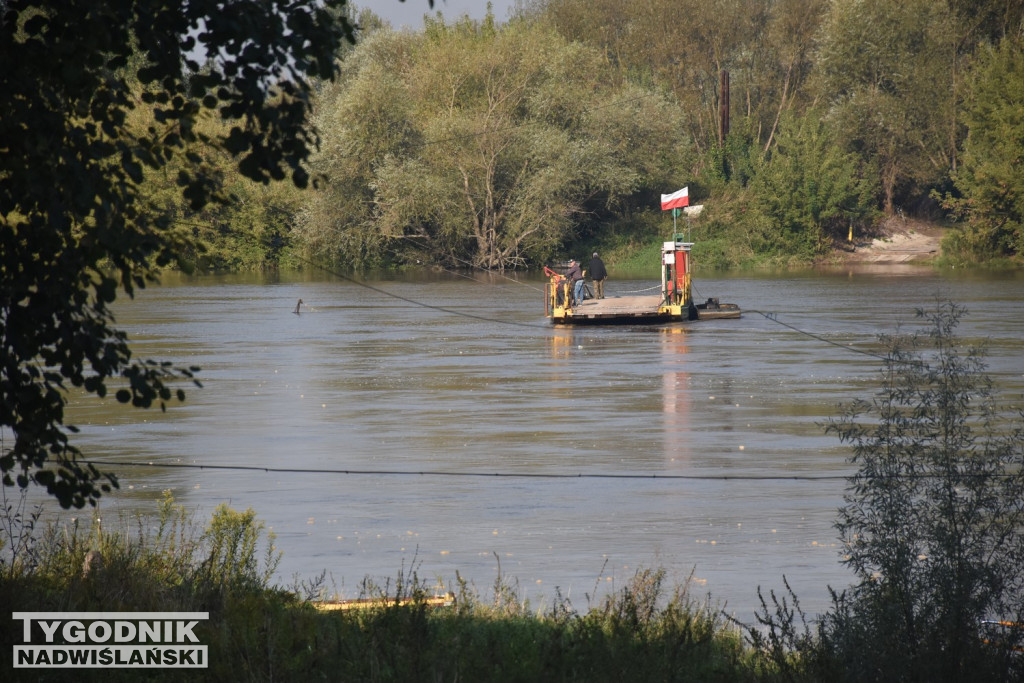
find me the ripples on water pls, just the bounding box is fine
[57,266,1024,618]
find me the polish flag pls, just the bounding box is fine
[660,187,689,210]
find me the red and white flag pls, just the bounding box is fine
[660,187,689,210]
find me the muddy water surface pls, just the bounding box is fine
[60,266,1024,618]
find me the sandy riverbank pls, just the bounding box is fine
[832,218,944,265]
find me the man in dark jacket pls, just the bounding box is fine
[589,252,608,299]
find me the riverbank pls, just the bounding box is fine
[829,218,944,265]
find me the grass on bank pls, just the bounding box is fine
[1,492,766,682]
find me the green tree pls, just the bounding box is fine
[543,0,744,155]
[814,0,959,215]
[941,36,1024,262]
[137,111,311,271]
[301,15,688,270]
[296,27,421,268]
[819,301,1024,681]
[750,109,876,259]
[541,0,827,158]
[758,0,828,153]
[0,0,352,508]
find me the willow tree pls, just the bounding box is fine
[302,14,689,270]
[297,28,422,267]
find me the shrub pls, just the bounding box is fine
[751,301,1024,682]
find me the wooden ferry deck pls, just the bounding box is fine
[554,294,742,324]
[552,294,688,325]
[562,294,674,323]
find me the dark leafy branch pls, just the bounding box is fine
[0,0,354,507]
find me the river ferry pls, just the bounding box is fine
[544,237,741,325]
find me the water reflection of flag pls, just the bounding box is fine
[660,187,689,210]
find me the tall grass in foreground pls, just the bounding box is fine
[1,492,760,682]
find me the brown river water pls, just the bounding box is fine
[50,265,1024,619]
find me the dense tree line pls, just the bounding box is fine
[286,0,1021,270]
[536,0,1022,266]
[105,1,1023,270]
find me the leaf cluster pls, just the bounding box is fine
[750,301,1024,681]
[819,301,1024,680]
[0,0,353,507]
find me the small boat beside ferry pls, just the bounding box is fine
[544,237,740,325]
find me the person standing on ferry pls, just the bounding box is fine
[565,259,585,305]
[588,252,607,299]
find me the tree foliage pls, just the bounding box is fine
[82,0,1022,270]
[136,111,311,271]
[750,109,877,259]
[0,0,352,507]
[300,14,690,270]
[526,0,1024,264]
[941,36,1024,261]
[540,0,830,162]
[811,0,960,214]
[817,301,1024,681]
